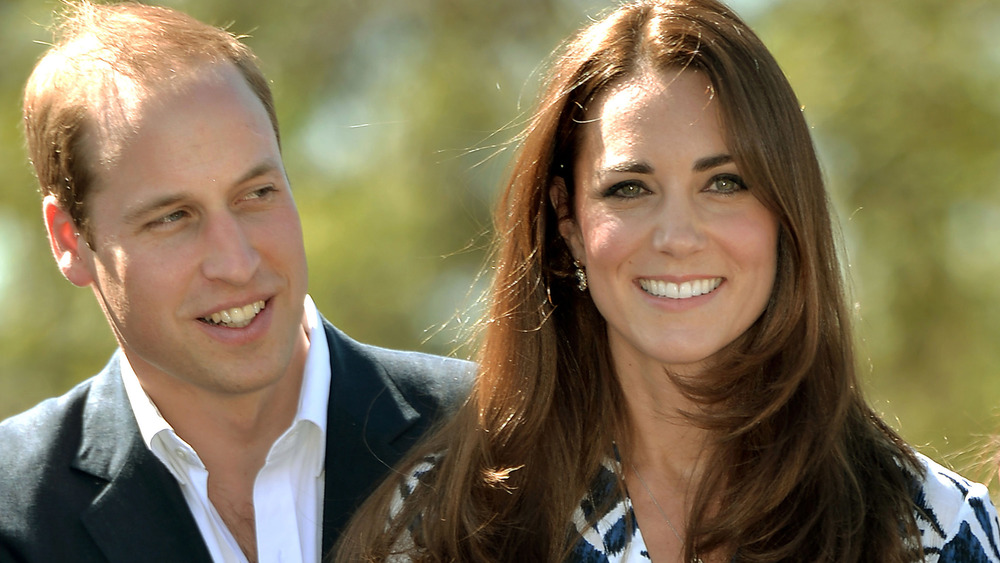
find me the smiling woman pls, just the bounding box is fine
[331,1,1000,562]
[554,69,779,379]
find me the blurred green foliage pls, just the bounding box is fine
[1,0,998,485]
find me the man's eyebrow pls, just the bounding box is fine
[121,160,284,225]
[122,194,187,225]
[693,153,733,172]
[236,159,283,186]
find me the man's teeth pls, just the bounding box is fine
[639,278,722,299]
[203,300,265,328]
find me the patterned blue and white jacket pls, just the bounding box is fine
[391,452,999,562]
[568,453,1000,562]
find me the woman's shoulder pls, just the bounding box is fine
[391,453,442,515]
[911,452,1000,562]
[374,453,443,561]
[566,458,648,562]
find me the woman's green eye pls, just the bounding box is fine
[604,181,647,198]
[709,174,747,194]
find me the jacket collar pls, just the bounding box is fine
[67,318,422,560]
[320,318,421,553]
[73,354,213,562]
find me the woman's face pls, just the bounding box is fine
[556,69,778,378]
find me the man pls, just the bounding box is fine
[0,2,472,562]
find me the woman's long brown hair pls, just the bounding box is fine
[334,1,922,561]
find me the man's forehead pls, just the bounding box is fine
[86,61,238,169]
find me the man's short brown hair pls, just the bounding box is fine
[23,1,279,238]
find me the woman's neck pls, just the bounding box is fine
[611,340,713,483]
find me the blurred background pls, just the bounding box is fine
[1,0,998,484]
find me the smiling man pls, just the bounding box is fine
[0,3,472,562]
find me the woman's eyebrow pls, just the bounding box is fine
[601,154,733,176]
[693,153,733,172]
[603,160,654,175]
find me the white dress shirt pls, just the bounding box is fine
[122,295,331,563]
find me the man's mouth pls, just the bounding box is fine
[199,300,265,328]
[639,277,722,299]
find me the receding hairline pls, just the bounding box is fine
[84,59,261,166]
[21,0,280,237]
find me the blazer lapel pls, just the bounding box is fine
[321,319,420,554]
[73,356,213,563]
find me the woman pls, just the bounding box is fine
[335,0,1000,561]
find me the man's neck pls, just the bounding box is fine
[144,335,308,468]
[140,337,308,563]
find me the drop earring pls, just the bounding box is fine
[573,260,588,292]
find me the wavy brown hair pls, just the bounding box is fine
[335,0,922,561]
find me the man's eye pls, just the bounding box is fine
[157,210,188,224]
[245,185,276,200]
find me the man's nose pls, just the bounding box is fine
[200,212,260,285]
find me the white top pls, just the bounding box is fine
[122,295,331,563]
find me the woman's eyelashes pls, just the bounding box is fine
[602,180,649,199]
[599,173,748,200]
[706,173,748,195]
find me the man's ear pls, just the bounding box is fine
[549,176,585,264]
[43,195,94,287]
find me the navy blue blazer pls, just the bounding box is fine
[0,317,473,562]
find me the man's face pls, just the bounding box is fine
[50,63,309,398]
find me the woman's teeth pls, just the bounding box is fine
[639,278,722,299]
